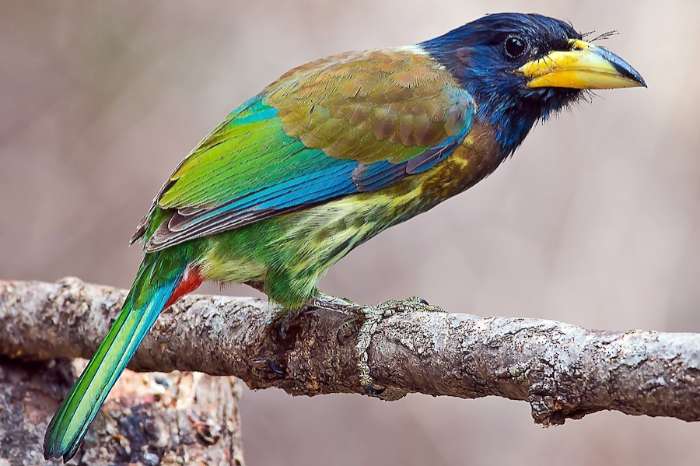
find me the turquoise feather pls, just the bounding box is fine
[44,250,190,461]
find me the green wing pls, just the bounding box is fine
[135,48,474,251]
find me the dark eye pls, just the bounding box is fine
[504,35,528,59]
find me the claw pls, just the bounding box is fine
[363,383,387,398]
[271,311,298,343]
[267,360,286,377]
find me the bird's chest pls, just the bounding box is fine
[255,121,504,279]
[383,121,504,222]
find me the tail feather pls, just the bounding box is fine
[44,252,190,462]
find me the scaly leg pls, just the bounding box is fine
[354,296,445,399]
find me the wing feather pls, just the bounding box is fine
[136,48,474,251]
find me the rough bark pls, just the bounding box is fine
[0,356,244,466]
[1,277,700,438]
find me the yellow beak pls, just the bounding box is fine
[519,39,646,89]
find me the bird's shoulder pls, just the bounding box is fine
[263,46,471,162]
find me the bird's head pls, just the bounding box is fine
[421,13,646,156]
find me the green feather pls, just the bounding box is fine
[43,250,189,462]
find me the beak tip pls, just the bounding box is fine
[633,75,647,89]
[627,70,647,88]
[598,45,647,89]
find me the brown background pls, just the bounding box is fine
[2,1,699,465]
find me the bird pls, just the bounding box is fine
[44,12,646,462]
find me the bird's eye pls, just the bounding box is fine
[504,35,528,59]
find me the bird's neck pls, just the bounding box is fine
[470,93,539,157]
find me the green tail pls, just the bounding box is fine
[44,251,188,462]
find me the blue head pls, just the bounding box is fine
[422,13,646,156]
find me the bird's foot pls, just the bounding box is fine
[356,305,389,397]
[356,296,441,400]
[312,291,354,311]
[270,307,298,343]
[378,296,446,314]
[250,357,286,381]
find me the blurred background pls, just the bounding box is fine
[2,1,699,464]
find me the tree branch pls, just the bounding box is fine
[1,278,699,426]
